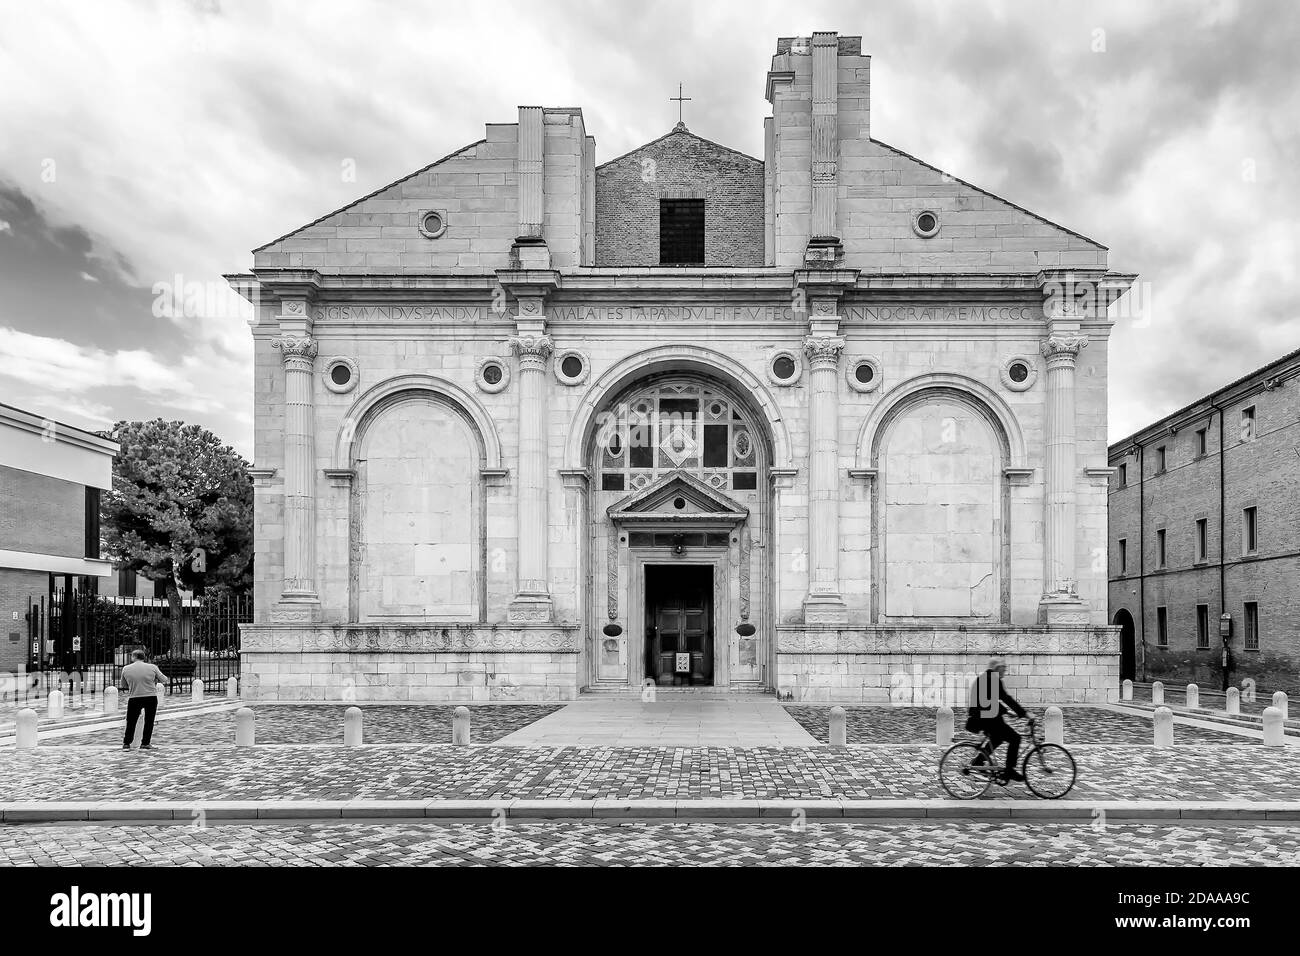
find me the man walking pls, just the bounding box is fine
[120,650,168,750]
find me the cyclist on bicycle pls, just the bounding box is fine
[966,657,1029,782]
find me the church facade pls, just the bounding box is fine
[232,33,1134,703]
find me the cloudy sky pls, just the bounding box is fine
[0,0,1296,458]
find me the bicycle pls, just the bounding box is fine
[938,715,1077,800]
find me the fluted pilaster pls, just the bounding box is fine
[803,333,847,623]
[508,331,554,621]
[272,332,319,603]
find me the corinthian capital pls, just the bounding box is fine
[803,335,845,370]
[1040,332,1089,364]
[273,334,318,367]
[508,333,554,370]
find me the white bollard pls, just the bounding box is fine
[15,708,38,748]
[191,679,205,703]
[155,685,165,705]
[828,705,847,747]
[226,677,239,699]
[936,705,953,746]
[1151,681,1164,705]
[47,689,64,720]
[1226,687,1240,715]
[1262,706,1284,746]
[235,707,255,746]
[1045,705,1063,744]
[102,686,118,714]
[344,706,363,747]
[1122,678,1133,701]
[452,705,471,746]
[1273,691,1288,721]
[1241,678,1256,703]
[1185,683,1199,710]
[1153,706,1174,748]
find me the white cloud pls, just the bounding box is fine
[0,218,11,235]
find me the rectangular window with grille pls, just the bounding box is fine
[1118,538,1127,575]
[1243,506,1258,554]
[1156,528,1167,568]
[659,199,704,265]
[1156,606,1168,646]
[1195,518,1207,563]
[1244,602,1259,650]
[1196,605,1209,648]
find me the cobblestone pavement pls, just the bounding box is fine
[0,820,1294,866]
[36,704,563,746]
[784,705,1252,745]
[3,744,1296,802]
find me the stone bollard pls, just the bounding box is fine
[828,705,847,747]
[235,707,255,747]
[1186,683,1199,710]
[1151,681,1164,705]
[102,686,118,715]
[1241,678,1256,703]
[1263,706,1284,746]
[1045,705,1063,744]
[192,679,205,703]
[226,677,239,699]
[47,689,64,720]
[1226,687,1240,716]
[1121,678,1133,701]
[452,705,471,746]
[344,706,363,747]
[936,705,953,746]
[1153,706,1174,748]
[15,708,38,749]
[1273,691,1289,721]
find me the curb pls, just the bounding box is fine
[3,799,1300,823]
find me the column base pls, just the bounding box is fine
[508,594,554,624]
[1037,593,1090,626]
[802,594,848,626]
[803,238,843,267]
[270,598,321,624]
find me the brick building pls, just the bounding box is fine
[0,402,118,675]
[229,32,1136,703]
[1108,347,1300,692]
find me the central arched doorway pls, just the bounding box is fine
[582,371,775,690]
[1114,608,1136,682]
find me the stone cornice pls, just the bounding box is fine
[240,623,581,654]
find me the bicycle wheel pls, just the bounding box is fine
[1022,743,1077,799]
[939,743,995,799]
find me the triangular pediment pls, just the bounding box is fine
[607,471,749,525]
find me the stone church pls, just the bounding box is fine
[231,32,1135,703]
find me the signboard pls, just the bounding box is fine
[675,653,690,674]
[72,636,82,652]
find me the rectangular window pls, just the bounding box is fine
[153,578,168,599]
[659,199,705,265]
[1156,606,1168,647]
[1118,538,1127,575]
[1243,506,1258,554]
[1196,428,1208,458]
[1196,605,1210,649]
[117,567,137,598]
[84,487,101,559]
[1118,463,1127,487]
[1195,518,1208,563]
[1156,446,1167,473]
[1241,406,1256,442]
[1244,602,1259,650]
[702,424,728,467]
[1156,528,1167,569]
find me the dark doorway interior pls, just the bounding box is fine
[1115,609,1136,683]
[645,564,713,685]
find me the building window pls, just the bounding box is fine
[1118,538,1127,575]
[117,567,137,598]
[1241,406,1256,442]
[1156,528,1167,569]
[1244,602,1259,650]
[153,578,168,599]
[1117,463,1127,487]
[1196,605,1210,649]
[1243,506,1258,555]
[659,199,705,265]
[597,381,759,493]
[84,487,101,560]
[1156,606,1168,647]
[1196,428,1208,458]
[1195,518,1208,563]
[1155,446,1167,473]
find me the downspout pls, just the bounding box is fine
[1213,401,1228,691]
[1137,443,1146,682]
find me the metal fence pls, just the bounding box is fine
[18,590,251,700]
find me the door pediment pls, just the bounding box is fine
[607,470,749,526]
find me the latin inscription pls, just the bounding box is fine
[310,303,1043,324]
